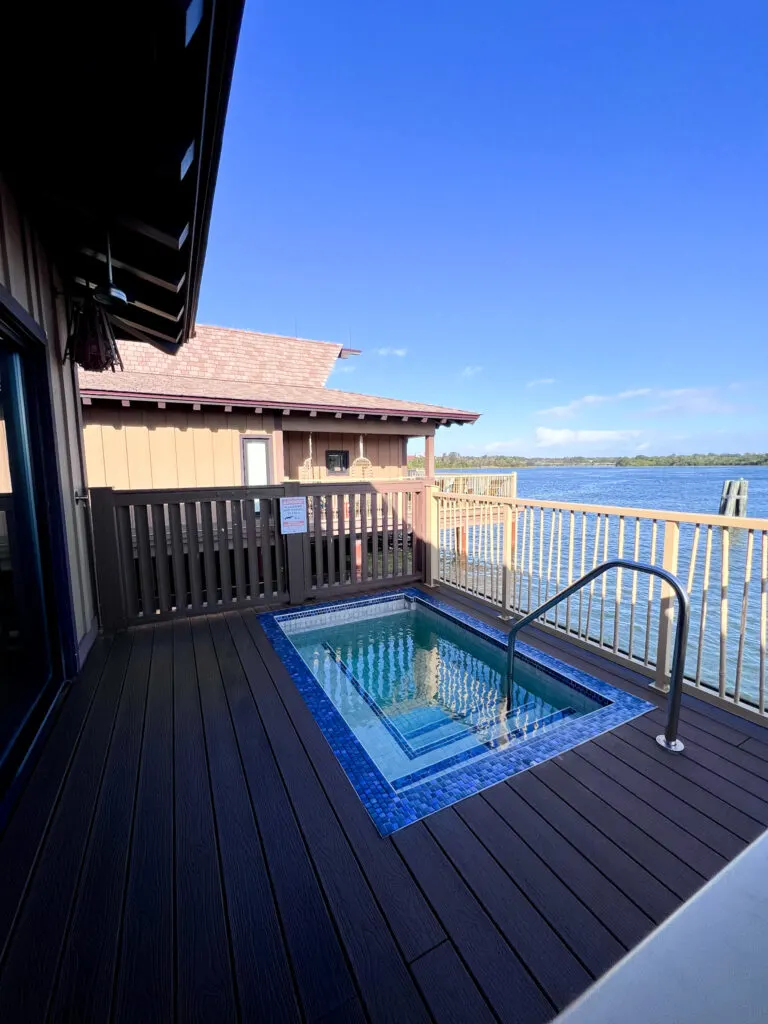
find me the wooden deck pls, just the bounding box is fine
[1,585,767,1023]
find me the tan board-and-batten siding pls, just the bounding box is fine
[284,431,408,481]
[82,405,275,488]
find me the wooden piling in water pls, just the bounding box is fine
[719,478,748,517]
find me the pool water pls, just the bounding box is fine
[286,601,600,792]
[264,590,653,834]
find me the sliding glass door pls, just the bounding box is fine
[0,343,53,773]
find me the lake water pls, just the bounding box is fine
[436,465,768,707]
[440,465,768,519]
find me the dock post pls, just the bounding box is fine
[653,519,680,692]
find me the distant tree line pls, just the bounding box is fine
[408,452,768,469]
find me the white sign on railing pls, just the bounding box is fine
[279,496,308,534]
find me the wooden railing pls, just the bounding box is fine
[90,481,426,629]
[436,473,517,498]
[432,492,768,720]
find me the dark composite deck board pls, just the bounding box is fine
[113,622,175,1024]
[0,632,134,1022]
[742,736,768,762]
[225,613,431,1024]
[629,715,768,807]
[1,585,767,1024]
[425,807,593,1010]
[394,821,555,1024]
[565,744,728,879]
[208,614,358,1022]
[410,941,496,1024]
[510,772,680,925]
[594,731,754,854]
[0,634,113,948]
[533,757,706,901]
[455,795,625,979]
[242,611,446,964]
[172,618,238,1022]
[614,725,767,838]
[49,627,154,1023]
[483,781,655,949]
[191,617,300,1023]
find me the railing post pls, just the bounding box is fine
[424,485,439,587]
[89,487,127,631]
[500,503,515,618]
[282,482,307,605]
[654,519,680,692]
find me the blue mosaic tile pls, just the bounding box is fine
[261,588,655,836]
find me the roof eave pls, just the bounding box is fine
[79,389,480,424]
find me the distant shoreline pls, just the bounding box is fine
[409,453,768,470]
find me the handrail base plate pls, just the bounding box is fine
[656,735,685,754]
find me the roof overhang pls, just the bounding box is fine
[80,389,480,426]
[1,0,244,346]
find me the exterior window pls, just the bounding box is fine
[325,449,349,474]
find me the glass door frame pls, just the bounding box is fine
[0,284,78,793]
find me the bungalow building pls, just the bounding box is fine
[78,325,479,487]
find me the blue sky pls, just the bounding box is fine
[198,1,768,457]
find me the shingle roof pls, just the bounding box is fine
[78,325,479,423]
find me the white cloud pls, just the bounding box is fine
[486,438,525,451]
[650,388,736,416]
[331,363,355,374]
[375,347,407,357]
[526,377,556,388]
[539,388,651,418]
[535,427,642,447]
[461,365,483,378]
[635,442,650,451]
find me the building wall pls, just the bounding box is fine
[284,431,408,480]
[0,175,96,657]
[83,405,275,488]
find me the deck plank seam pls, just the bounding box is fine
[531,759,703,901]
[108,628,156,1023]
[0,633,132,979]
[593,731,761,843]
[189,618,245,1023]
[450,798,608,982]
[237,609,446,974]
[206,612,317,1023]
[42,631,140,1019]
[618,724,768,827]
[406,939,500,1024]
[0,635,117,960]
[422,810,585,1010]
[567,745,729,873]
[224,610,388,1023]
[503,776,662,928]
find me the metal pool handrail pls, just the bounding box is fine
[506,559,690,753]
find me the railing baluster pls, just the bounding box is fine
[719,527,730,698]
[760,530,767,714]
[613,516,625,653]
[599,514,610,647]
[134,504,155,617]
[151,503,171,613]
[695,526,713,687]
[326,492,336,585]
[644,520,658,665]
[116,503,139,619]
[314,494,325,587]
[734,529,755,703]
[629,518,640,660]
[577,511,587,636]
[216,500,232,605]
[271,498,285,597]
[185,502,203,609]
[585,513,602,641]
[566,510,574,634]
[168,503,187,612]
[231,499,246,602]
[545,508,555,608]
[200,501,217,607]
[537,507,545,607]
[244,498,260,600]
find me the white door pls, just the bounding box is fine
[244,438,269,486]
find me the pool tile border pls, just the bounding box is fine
[260,588,655,836]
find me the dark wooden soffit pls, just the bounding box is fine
[1,0,244,346]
